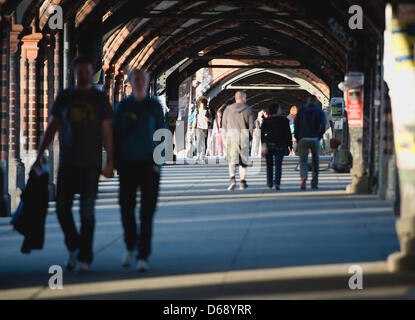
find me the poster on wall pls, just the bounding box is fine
[330,97,344,121]
[345,87,364,127]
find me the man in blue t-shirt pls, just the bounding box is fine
[113,69,166,272]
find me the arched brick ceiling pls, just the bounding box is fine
[6,0,386,84]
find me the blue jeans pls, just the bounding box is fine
[298,139,320,187]
[266,147,286,187]
[56,165,100,264]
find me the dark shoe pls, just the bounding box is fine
[275,185,280,190]
[65,250,77,271]
[239,180,248,190]
[311,185,319,190]
[300,180,306,190]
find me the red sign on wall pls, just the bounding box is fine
[345,87,364,127]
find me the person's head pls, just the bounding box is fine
[257,111,264,120]
[268,103,282,116]
[289,105,298,116]
[235,91,247,103]
[72,55,94,89]
[197,96,208,109]
[307,95,320,105]
[128,69,150,100]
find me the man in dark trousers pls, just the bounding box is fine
[113,69,166,272]
[261,103,292,190]
[33,55,115,273]
[294,96,327,190]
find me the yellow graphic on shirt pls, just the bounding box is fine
[69,102,95,122]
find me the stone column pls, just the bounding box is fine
[384,3,415,272]
[340,71,370,194]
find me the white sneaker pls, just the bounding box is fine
[77,262,89,274]
[136,259,149,272]
[121,250,134,268]
[65,250,77,271]
[228,181,236,191]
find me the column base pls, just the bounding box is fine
[387,251,415,272]
[346,177,370,194]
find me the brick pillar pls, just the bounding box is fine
[20,31,42,181]
[0,16,10,216]
[7,23,24,213]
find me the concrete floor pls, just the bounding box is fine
[1,160,414,300]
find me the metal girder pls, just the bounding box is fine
[227,85,302,90]
[136,12,309,21]
[194,55,299,61]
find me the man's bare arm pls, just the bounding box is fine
[33,115,60,168]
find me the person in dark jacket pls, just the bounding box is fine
[261,103,292,190]
[294,96,327,190]
[113,68,166,272]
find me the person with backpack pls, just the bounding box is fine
[113,69,166,272]
[294,96,327,190]
[261,103,292,190]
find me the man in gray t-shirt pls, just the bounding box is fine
[222,91,254,191]
[33,56,114,273]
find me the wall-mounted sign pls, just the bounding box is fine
[345,87,364,127]
[330,97,345,121]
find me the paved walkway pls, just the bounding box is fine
[1,160,414,299]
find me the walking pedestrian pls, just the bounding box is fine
[261,103,292,190]
[193,96,213,163]
[287,105,298,156]
[294,96,327,190]
[32,55,115,273]
[222,91,254,191]
[213,110,225,156]
[113,69,166,272]
[251,111,265,157]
